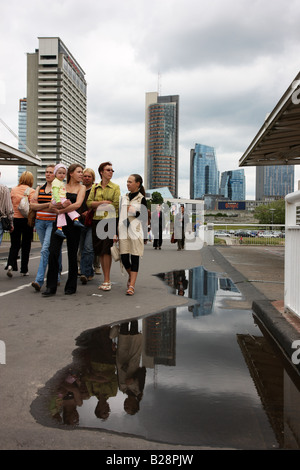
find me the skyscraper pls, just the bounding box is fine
[190,144,219,199]
[256,165,294,200]
[220,169,245,200]
[26,37,87,185]
[18,98,27,180]
[145,92,179,197]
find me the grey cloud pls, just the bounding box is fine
[134,1,300,72]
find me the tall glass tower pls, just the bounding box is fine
[18,98,27,180]
[190,144,219,199]
[26,37,87,186]
[145,92,179,197]
[220,169,245,200]
[256,166,294,200]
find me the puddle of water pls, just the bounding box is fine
[31,266,300,449]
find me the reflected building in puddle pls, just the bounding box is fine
[31,266,300,449]
[159,266,240,317]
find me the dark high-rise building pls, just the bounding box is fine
[145,92,179,197]
[26,37,87,186]
[256,165,294,200]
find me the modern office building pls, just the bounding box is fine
[256,165,294,200]
[26,37,87,186]
[145,92,179,197]
[18,98,27,180]
[219,169,245,201]
[190,143,219,199]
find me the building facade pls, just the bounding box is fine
[190,143,219,199]
[26,37,87,185]
[145,92,179,197]
[219,169,245,201]
[256,165,294,201]
[18,98,27,180]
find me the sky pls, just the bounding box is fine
[0,0,300,199]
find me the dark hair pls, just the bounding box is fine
[98,161,113,178]
[131,174,145,196]
[67,163,83,183]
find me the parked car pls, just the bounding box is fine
[258,231,277,238]
[214,231,230,237]
[234,230,255,237]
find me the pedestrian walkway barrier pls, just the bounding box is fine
[285,190,300,317]
[2,230,40,242]
[211,223,285,246]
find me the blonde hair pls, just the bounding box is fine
[18,171,34,187]
[83,168,95,183]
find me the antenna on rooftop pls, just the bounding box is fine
[157,72,162,96]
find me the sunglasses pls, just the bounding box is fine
[105,169,114,172]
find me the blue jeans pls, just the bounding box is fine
[35,219,62,286]
[79,226,94,277]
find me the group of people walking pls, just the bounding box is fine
[1,161,157,297]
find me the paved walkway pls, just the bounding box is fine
[0,240,299,450]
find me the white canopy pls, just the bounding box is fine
[239,71,300,167]
[0,141,42,167]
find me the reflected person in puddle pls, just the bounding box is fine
[78,326,118,421]
[50,369,84,425]
[174,270,188,296]
[116,321,146,415]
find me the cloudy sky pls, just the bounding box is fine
[0,0,300,198]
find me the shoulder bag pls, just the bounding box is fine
[27,208,36,227]
[84,185,100,227]
[1,216,11,232]
[111,242,120,262]
[18,187,31,217]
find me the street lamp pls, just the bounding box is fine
[270,208,275,227]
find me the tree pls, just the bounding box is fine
[147,191,164,209]
[254,199,285,224]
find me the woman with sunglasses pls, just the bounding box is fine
[86,162,120,291]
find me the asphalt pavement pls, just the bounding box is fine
[0,238,299,450]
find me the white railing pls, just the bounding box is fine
[211,223,285,246]
[285,190,300,317]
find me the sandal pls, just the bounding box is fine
[99,282,112,291]
[126,285,135,296]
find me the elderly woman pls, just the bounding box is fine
[118,174,148,295]
[5,171,35,277]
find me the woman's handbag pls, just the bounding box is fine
[1,216,11,232]
[27,208,36,228]
[84,209,95,227]
[18,187,30,217]
[111,242,120,262]
[84,186,101,227]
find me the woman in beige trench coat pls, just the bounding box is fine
[118,174,148,295]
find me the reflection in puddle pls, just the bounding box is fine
[31,267,300,449]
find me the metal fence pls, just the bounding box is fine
[2,231,40,242]
[212,223,285,246]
